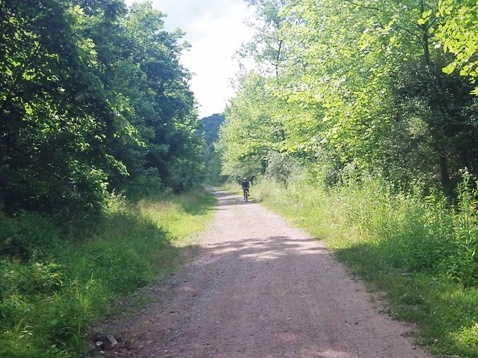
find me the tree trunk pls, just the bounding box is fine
[438,148,451,194]
[420,0,431,65]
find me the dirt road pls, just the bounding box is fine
[101,188,431,357]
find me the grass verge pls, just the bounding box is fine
[0,188,216,357]
[252,177,478,358]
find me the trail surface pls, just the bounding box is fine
[100,188,431,358]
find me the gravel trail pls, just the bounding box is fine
[100,188,432,358]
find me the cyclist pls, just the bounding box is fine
[241,177,250,201]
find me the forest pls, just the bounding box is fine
[0,0,205,228]
[3,0,478,356]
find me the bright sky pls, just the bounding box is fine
[125,0,255,118]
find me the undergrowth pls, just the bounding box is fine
[0,188,215,357]
[253,174,478,358]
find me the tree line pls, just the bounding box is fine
[0,0,205,227]
[218,0,478,199]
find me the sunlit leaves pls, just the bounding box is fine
[218,73,282,176]
[436,0,478,83]
[113,1,203,193]
[220,0,478,197]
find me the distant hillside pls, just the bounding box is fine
[200,113,225,145]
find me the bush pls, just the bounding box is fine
[0,212,63,260]
[125,168,165,201]
[265,152,302,186]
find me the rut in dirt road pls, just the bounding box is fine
[106,188,432,358]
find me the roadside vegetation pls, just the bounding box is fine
[0,189,216,357]
[248,176,478,358]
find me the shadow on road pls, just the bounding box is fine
[205,186,256,206]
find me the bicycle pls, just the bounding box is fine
[243,188,249,202]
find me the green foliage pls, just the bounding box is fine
[0,188,215,357]
[258,171,478,286]
[386,59,478,194]
[200,113,225,145]
[436,0,478,87]
[0,212,63,260]
[198,113,227,184]
[220,0,478,200]
[218,72,289,178]
[114,1,205,193]
[0,0,205,227]
[239,0,287,76]
[0,0,114,224]
[74,214,171,295]
[264,151,302,185]
[123,168,165,201]
[203,145,226,185]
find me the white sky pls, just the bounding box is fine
[125,0,255,118]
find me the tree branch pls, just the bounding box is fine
[343,0,380,12]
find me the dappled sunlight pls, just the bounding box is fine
[205,187,257,206]
[201,236,330,265]
[153,226,424,358]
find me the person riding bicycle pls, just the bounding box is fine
[241,177,250,201]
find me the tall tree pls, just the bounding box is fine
[0,0,205,224]
[238,0,287,77]
[119,1,204,193]
[0,0,117,222]
[218,72,287,179]
[200,113,225,183]
[276,0,478,192]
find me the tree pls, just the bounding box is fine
[436,0,478,88]
[0,0,205,225]
[275,0,478,193]
[201,113,224,146]
[0,0,117,223]
[199,114,225,183]
[217,72,287,179]
[387,59,478,193]
[118,1,204,193]
[222,0,478,197]
[238,0,287,77]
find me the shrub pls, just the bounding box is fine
[0,212,63,260]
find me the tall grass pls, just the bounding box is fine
[138,189,216,245]
[254,174,478,357]
[0,188,216,357]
